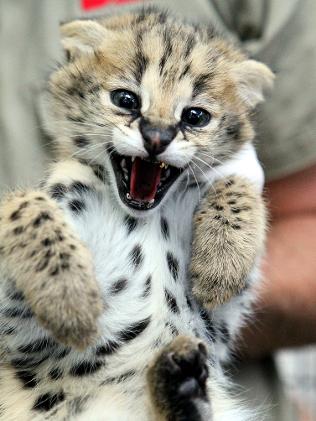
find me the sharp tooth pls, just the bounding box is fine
[165,169,171,178]
[121,158,126,169]
[131,157,135,162]
[124,173,128,180]
[146,199,155,208]
[160,162,165,169]
[126,193,131,200]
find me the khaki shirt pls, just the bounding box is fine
[1,0,316,192]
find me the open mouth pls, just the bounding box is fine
[110,153,183,210]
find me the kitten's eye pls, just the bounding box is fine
[181,107,211,127]
[110,89,140,111]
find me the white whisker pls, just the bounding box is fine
[188,163,201,201]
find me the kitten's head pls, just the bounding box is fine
[46,9,273,214]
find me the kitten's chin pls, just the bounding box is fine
[108,151,184,213]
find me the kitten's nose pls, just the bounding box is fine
[139,118,178,156]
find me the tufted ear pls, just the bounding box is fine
[232,59,274,108]
[60,20,108,61]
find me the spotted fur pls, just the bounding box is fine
[0,8,273,421]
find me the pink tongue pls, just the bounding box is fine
[130,158,162,201]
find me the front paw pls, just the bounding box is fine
[0,191,103,349]
[190,176,266,309]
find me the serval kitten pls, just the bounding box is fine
[0,8,272,421]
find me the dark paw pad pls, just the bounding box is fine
[170,345,208,399]
[154,337,209,402]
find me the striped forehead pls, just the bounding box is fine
[131,26,212,118]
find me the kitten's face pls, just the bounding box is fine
[46,10,273,214]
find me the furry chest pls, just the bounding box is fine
[58,184,204,346]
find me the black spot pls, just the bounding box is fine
[91,164,107,183]
[13,226,24,235]
[66,84,85,98]
[186,182,198,190]
[70,181,91,195]
[10,210,21,221]
[226,191,242,198]
[42,237,54,247]
[9,201,29,221]
[228,200,236,205]
[50,266,60,276]
[16,370,38,389]
[49,183,68,200]
[12,354,49,370]
[161,217,169,239]
[225,179,235,187]
[186,295,193,310]
[193,73,210,97]
[90,319,150,360]
[231,224,241,230]
[18,338,58,354]
[70,360,103,377]
[2,326,16,335]
[95,340,120,356]
[54,348,71,360]
[3,307,33,318]
[67,115,84,123]
[33,391,65,412]
[69,199,85,213]
[231,208,241,214]
[164,289,180,313]
[166,252,179,281]
[129,245,143,268]
[102,370,136,385]
[124,215,138,234]
[119,317,151,343]
[35,258,49,272]
[179,62,191,79]
[200,309,215,340]
[166,321,179,336]
[49,368,64,380]
[33,212,52,227]
[111,278,128,294]
[142,276,151,297]
[55,229,65,242]
[183,34,196,58]
[10,289,24,301]
[214,205,224,211]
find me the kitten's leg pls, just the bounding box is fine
[191,176,266,309]
[147,336,212,421]
[0,190,102,349]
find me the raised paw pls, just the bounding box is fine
[191,176,266,309]
[0,190,103,349]
[148,336,210,420]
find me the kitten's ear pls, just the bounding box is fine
[232,60,274,108]
[60,20,107,60]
